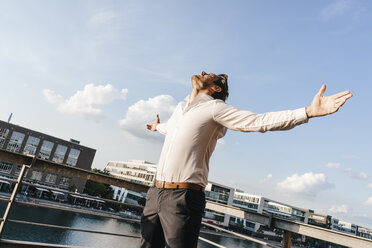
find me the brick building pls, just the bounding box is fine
[0,119,96,192]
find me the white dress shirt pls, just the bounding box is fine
[156,93,308,187]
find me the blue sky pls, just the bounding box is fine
[1,0,372,227]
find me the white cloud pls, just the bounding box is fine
[44,84,128,120]
[276,172,333,197]
[321,0,351,19]
[325,162,341,168]
[344,168,368,180]
[260,174,273,183]
[368,183,372,188]
[329,204,348,214]
[43,89,63,104]
[119,95,176,141]
[364,197,372,206]
[89,11,117,25]
[343,154,360,159]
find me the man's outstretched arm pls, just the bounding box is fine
[213,84,352,133]
[305,84,352,118]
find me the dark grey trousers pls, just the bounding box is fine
[140,187,206,248]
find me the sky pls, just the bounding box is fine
[0,0,372,228]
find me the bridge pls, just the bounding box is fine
[0,149,371,248]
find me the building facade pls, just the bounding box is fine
[203,182,310,232]
[105,160,156,206]
[0,120,96,192]
[105,160,156,186]
[358,226,372,239]
[230,191,309,232]
[203,181,235,227]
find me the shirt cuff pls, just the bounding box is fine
[295,107,309,124]
[157,123,167,135]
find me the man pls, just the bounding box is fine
[141,71,352,248]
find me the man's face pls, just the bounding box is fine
[191,71,218,90]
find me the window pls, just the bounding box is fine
[59,176,71,186]
[66,148,80,166]
[45,173,57,184]
[6,131,25,153]
[14,165,28,177]
[30,170,43,181]
[14,165,22,176]
[0,128,9,148]
[0,161,13,174]
[23,136,40,155]
[38,140,54,160]
[52,145,67,164]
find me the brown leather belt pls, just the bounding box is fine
[155,180,204,191]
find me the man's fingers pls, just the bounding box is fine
[335,100,347,111]
[318,84,326,97]
[333,91,352,99]
[334,94,352,110]
[335,94,353,104]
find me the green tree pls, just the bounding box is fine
[68,185,76,192]
[274,228,283,237]
[83,169,114,199]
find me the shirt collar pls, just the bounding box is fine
[183,93,214,111]
[185,93,213,104]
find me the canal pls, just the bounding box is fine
[0,202,264,248]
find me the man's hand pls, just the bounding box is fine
[306,84,352,118]
[146,115,160,131]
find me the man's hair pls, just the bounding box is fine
[212,74,229,102]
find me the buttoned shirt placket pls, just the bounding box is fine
[159,96,192,182]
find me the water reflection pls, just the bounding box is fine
[0,202,262,248]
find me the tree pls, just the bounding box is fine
[68,185,76,192]
[83,169,114,199]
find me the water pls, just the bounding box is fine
[0,202,263,247]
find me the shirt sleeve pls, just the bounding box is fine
[212,101,308,133]
[157,123,167,135]
[156,102,183,135]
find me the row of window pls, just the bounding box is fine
[232,199,259,210]
[0,128,80,166]
[264,201,292,214]
[106,163,151,172]
[234,194,260,204]
[0,161,70,186]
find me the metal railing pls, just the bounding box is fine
[0,149,228,248]
[0,148,372,248]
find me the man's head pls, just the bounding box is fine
[191,71,229,102]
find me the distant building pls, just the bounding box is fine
[0,120,96,193]
[203,181,235,226]
[231,191,263,231]
[105,160,156,186]
[202,181,310,231]
[104,160,156,206]
[308,211,332,229]
[358,226,372,239]
[331,219,358,235]
[231,191,309,232]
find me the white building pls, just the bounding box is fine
[358,226,372,239]
[104,160,157,205]
[331,219,357,235]
[204,182,309,232]
[203,181,235,227]
[105,160,157,186]
[230,191,309,232]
